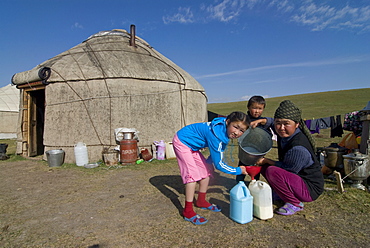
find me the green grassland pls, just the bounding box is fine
[207,88,370,119]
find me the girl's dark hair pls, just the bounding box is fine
[226,111,250,125]
[247,95,266,108]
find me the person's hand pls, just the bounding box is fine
[250,119,267,128]
[240,166,247,175]
[254,157,265,166]
[249,120,259,129]
[255,157,274,166]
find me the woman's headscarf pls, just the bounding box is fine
[274,100,316,151]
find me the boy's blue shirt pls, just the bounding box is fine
[176,117,242,175]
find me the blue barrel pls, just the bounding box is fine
[230,181,253,224]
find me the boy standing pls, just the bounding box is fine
[236,95,274,182]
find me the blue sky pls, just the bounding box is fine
[1,0,369,103]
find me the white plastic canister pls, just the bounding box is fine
[248,180,273,220]
[74,142,89,166]
[229,181,253,224]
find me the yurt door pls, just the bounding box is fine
[25,89,45,156]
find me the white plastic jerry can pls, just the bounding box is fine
[248,180,273,220]
[229,181,253,224]
[74,142,89,166]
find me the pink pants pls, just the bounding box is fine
[172,134,214,184]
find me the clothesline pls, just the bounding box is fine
[304,111,363,138]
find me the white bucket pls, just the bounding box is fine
[74,142,88,166]
[248,180,273,220]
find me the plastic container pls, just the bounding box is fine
[46,149,65,167]
[140,148,153,161]
[154,140,166,160]
[229,181,253,224]
[165,142,176,159]
[120,139,138,164]
[74,142,88,166]
[248,180,273,220]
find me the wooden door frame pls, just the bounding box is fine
[20,84,46,157]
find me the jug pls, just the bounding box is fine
[248,180,273,220]
[154,140,166,160]
[74,142,88,166]
[229,181,253,224]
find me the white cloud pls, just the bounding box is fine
[195,55,370,79]
[72,22,83,29]
[205,0,247,22]
[162,1,370,32]
[268,0,294,13]
[240,94,270,101]
[291,1,370,32]
[163,7,194,24]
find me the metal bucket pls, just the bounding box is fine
[102,148,119,166]
[238,128,272,165]
[45,149,65,167]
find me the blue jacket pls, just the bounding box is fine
[176,117,242,175]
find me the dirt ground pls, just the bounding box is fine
[1,158,370,248]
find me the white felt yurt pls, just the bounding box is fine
[11,27,207,163]
[0,84,20,139]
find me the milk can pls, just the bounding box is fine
[120,139,138,164]
[229,181,253,224]
[74,142,88,166]
[248,180,273,220]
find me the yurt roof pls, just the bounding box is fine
[0,84,19,112]
[12,28,206,94]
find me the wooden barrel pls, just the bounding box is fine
[120,139,138,164]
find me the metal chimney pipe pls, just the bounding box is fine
[130,24,136,47]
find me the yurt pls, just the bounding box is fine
[0,84,20,139]
[11,26,207,163]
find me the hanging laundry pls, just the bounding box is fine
[330,115,344,138]
[318,117,331,129]
[305,119,319,134]
[343,111,362,136]
[310,117,331,132]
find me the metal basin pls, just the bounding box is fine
[238,128,272,165]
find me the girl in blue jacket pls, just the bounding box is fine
[173,111,249,225]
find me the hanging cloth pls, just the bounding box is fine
[330,115,344,138]
[343,111,362,136]
[305,119,319,134]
